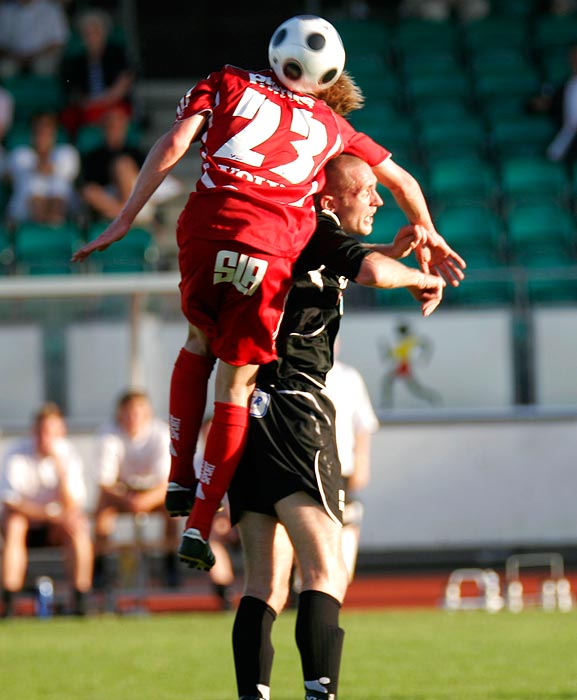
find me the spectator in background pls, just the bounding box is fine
[536,44,577,164]
[0,0,70,78]
[0,84,14,182]
[398,0,489,20]
[0,402,93,617]
[5,110,80,224]
[59,7,135,139]
[79,103,181,228]
[92,389,180,589]
[324,350,379,582]
[79,103,148,224]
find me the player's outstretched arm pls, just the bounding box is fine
[355,251,445,317]
[72,116,205,263]
[372,158,466,285]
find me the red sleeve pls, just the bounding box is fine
[175,70,221,123]
[336,113,391,166]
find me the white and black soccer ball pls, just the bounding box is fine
[268,15,346,95]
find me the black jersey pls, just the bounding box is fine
[260,211,370,388]
[229,213,370,525]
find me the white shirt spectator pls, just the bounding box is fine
[0,436,87,513]
[96,417,171,492]
[6,140,80,221]
[0,0,69,68]
[324,359,379,478]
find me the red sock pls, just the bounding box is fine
[186,401,249,539]
[168,348,215,488]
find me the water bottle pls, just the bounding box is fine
[35,576,54,618]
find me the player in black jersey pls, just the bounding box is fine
[229,154,446,700]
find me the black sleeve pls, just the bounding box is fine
[293,213,371,281]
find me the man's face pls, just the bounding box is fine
[117,398,151,438]
[35,415,66,457]
[333,164,383,237]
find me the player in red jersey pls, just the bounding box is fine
[72,15,465,571]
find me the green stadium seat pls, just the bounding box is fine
[370,206,411,245]
[419,118,487,158]
[86,222,159,273]
[470,46,534,79]
[489,116,556,158]
[394,18,459,52]
[491,0,540,17]
[499,156,569,204]
[333,19,389,55]
[445,250,514,306]
[353,72,400,101]
[435,204,505,255]
[405,72,470,102]
[519,247,577,304]
[412,97,475,129]
[400,49,461,79]
[533,13,577,51]
[3,74,65,124]
[13,222,84,275]
[482,95,534,123]
[475,69,540,101]
[428,157,499,206]
[463,15,529,51]
[504,202,575,255]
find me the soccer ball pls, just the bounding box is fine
[268,15,346,95]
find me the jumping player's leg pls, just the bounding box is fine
[178,360,257,569]
[276,492,348,700]
[165,324,215,516]
[233,512,294,700]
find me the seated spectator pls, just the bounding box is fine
[92,389,180,589]
[4,110,80,224]
[0,402,93,618]
[59,7,135,138]
[0,0,70,78]
[79,103,181,227]
[398,0,489,20]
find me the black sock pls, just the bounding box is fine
[232,595,276,698]
[213,583,233,610]
[1,589,15,618]
[295,590,345,699]
[72,589,89,616]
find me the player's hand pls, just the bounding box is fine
[415,229,466,287]
[71,220,130,262]
[390,224,427,260]
[407,272,445,317]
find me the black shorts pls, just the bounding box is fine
[229,376,344,526]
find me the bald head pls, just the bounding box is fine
[317,155,383,237]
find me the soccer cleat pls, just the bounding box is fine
[165,482,195,517]
[178,528,216,571]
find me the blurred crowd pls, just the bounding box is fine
[0,0,182,272]
[0,390,238,617]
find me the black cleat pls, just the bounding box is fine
[178,528,215,571]
[165,482,195,517]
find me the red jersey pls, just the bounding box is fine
[175,65,390,257]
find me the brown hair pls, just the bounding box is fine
[116,389,150,410]
[33,402,64,426]
[320,71,365,117]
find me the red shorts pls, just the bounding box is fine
[178,238,295,366]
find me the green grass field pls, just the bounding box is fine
[1,608,576,699]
